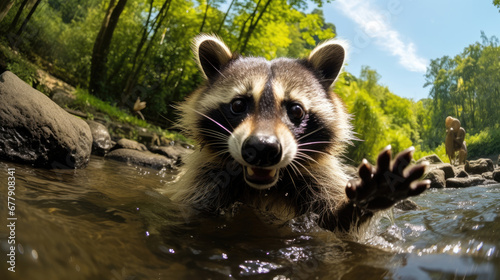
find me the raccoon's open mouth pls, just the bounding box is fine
[243,166,279,189]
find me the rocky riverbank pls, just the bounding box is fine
[0,71,192,170]
[420,155,500,188]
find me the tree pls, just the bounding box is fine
[8,0,29,32]
[14,0,42,38]
[89,0,128,98]
[0,0,16,22]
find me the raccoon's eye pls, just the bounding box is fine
[230,98,247,114]
[288,103,305,122]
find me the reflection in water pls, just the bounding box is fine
[0,157,499,279]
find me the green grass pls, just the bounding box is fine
[73,87,188,142]
[74,87,150,127]
[0,44,39,87]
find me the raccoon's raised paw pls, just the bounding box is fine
[345,146,430,211]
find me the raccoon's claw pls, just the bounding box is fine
[346,146,430,211]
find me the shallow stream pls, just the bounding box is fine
[0,156,499,279]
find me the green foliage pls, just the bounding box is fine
[1,0,338,125]
[466,126,500,158]
[5,61,37,86]
[414,143,449,164]
[335,68,424,164]
[424,32,500,145]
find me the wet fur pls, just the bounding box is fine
[166,35,392,234]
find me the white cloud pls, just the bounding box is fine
[335,0,428,73]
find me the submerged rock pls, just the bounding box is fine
[394,199,419,211]
[86,120,112,156]
[465,158,494,175]
[445,176,497,188]
[114,138,147,151]
[149,145,193,164]
[106,148,174,169]
[446,177,485,188]
[0,71,92,168]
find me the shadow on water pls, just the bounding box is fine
[0,157,499,279]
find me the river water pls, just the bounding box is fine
[0,156,499,279]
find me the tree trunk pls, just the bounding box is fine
[120,0,171,106]
[199,0,210,33]
[240,0,273,54]
[8,0,28,31]
[216,0,235,34]
[89,0,128,98]
[237,0,262,47]
[0,0,16,22]
[14,0,41,38]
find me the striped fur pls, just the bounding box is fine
[166,34,357,231]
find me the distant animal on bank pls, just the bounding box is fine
[166,34,429,234]
[445,116,467,165]
[133,97,146,120]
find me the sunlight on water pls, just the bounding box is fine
[0,157,499,279]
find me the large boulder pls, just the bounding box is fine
[424,169,446,188]
[465,158,494,175]
[106,149,174,170]
[426,163,456,180]
[0,71,91,168]
[493,170,500,183]
[86,120,112,156]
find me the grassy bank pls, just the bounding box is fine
[0,43,187,143]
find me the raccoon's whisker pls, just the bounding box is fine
[218,108,235,131]
[297,148,331,157]
[297,141,334,147]
[211,149,230,158]
[192,109,233,135]
[289,161,307,182]
[198,129,230,141]
[297,127,325,142]
[292,160,320,184]
[287,163,299,177]
[296,152,319,165]
[199,53,227,78]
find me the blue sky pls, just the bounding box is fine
[313,0,500,101]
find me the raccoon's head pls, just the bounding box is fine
[186,34,350,190]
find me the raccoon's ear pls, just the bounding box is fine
[307,39,347,89]
[193,34,233,82]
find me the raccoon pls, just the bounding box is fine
[167,34,430,233]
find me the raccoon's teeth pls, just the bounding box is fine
[247,167,255,176]
[269,169,277,178]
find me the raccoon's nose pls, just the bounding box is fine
[241,135,282,167]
